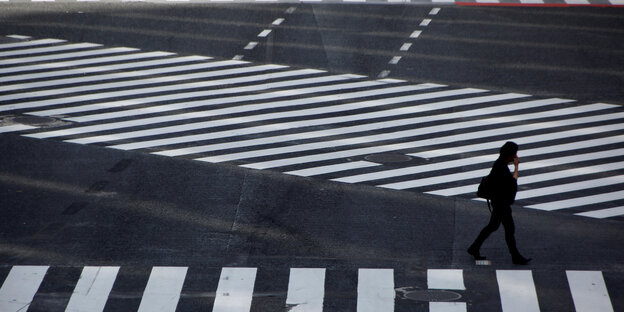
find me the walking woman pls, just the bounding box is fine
[467,141,531,265]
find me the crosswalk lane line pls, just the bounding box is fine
[424,147,624,196]
[6,64,289,108]
[0,266,49,312]
[212,267,257,312]
[15,67,322,114]
[428,269,465,290]
[237,108,623,170]
[575,204,624,218]
[516,175,624,202]
[25,75,364,139]
[358,269,394,312]
[0,38,66,50]
[285,161,381,177]
[0,46,139,68]
[286,268,326,312]
[0,51,173,75]
[566,271,614,312]
[430,302,467,312]
[137,266,188,312]
[525,191,624,212]
[0,124,38,133]
[204,104,614,164]
[153,92,529,156]
[0,42,101,57]
[65,266,119,312]
[65,78,394,124]
[0,56,226,91]
[110,87,487,151]
[496,270,540,312]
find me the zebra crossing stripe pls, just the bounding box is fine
[427,269,465,290]
[357,269,395,312]
[221,104,616,167]
[566,271,614,312]
[0,266,49,312]
[137,266,188,312]
[517,175,624,202]
[212,267,257,312]
[285,161,380,176]
[575,204,624,218]
[0,42,101,57]
[496,270,540,312]
[0,38,65,49]
[0,51,173,75]
[0,124,37,133]
[65,266,119,312]
[0,46,138,66]
[430,302,467,312]
[286,268,326,312]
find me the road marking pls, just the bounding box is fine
[285,161,381,177]
[0,124,38,133]
[428,269,465,290]
[258,29,272,38]
[400,43,412,51]
[244,41,258,50]
[430,302,467,312]
[0,38,65,50]
[527,188,624,211]
[0,42,100,57]
[212,267,257,312]
[389,56,402,64]
[496,270,540,312]
[576,205,624,218]
[0,47,138,66]
[65,266,119,312]
[286,268,326,312]
[358,269,394,312]
[517,175,624,202]
[420,19,432,26]
[0,266,49,312]
[272,18,285,26]
[5,35,32,40]
[429,8,441,15]
[566,271,614,312]
[137,267,187,312]
[410,30,422,38]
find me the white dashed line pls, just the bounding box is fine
[244,42,258,50]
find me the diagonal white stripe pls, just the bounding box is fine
[137,267,188,312]
[566,271,614,312]
[0,38,65,50]
[0,42,101,57]
[65,266,119,312]
[212,267,257,312]
[0,47,139,69]
[0,266,49,312]
[496,270,540,312]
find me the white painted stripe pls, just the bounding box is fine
[16,67,321,114]
[3,64,285,104]
[0,51,172,75]
[476,0,500,2]
[285,161,380,177]
[430,302,467,312]
[0,59,238,93]
[66,79,385,128]
[420,19,432,26]
[0,47,139,66]
[0,266,49,312]
[286,268,326,312]
[428,269,465,290]
[207,103,608,165]
[0,38,65,50]
[389,56,402,64]
[65,266,119,312]
[357,269,394,312]
[429,8,441,15]
[565,0,590,3]
[410,30,422,38]
[0,124,37,133]
[106,87,479,151]
[212,267,257,312]
[25,75,365,139]
[258,29,272,37]
[520,0,544,3]
[0,55,209,85]
[272,18,285,25]
[400,43,412,51]
[427,147,624,196]
[496,270,540,312]
[526,189,624,211]
[6,35,32,40]
[609,0,624,4]
[239,106,620,170]
[576,205,624,218]
[244,42,258,50]
[137,267,188,312]
[0,43,100,57]
[566,271,613,312]
[517,175,624,202]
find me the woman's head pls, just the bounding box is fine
[499,141,518,161]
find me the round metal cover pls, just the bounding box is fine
[402,290,462,302]
[364,153,412,164]
[14,116,57,126]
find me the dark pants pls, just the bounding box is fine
[469,202,521,257]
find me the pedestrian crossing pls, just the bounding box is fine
[0,265,617,312]
[0,0,623,5]
[1,35,624,220]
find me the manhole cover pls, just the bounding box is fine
[364,153,412,164]
[13,116,57,126]
[401,290,462,302]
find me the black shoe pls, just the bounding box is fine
[512,256,532,265]
[467,248,486,260]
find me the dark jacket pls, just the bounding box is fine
[489,158,517,207]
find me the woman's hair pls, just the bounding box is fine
[499,141,518,160]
